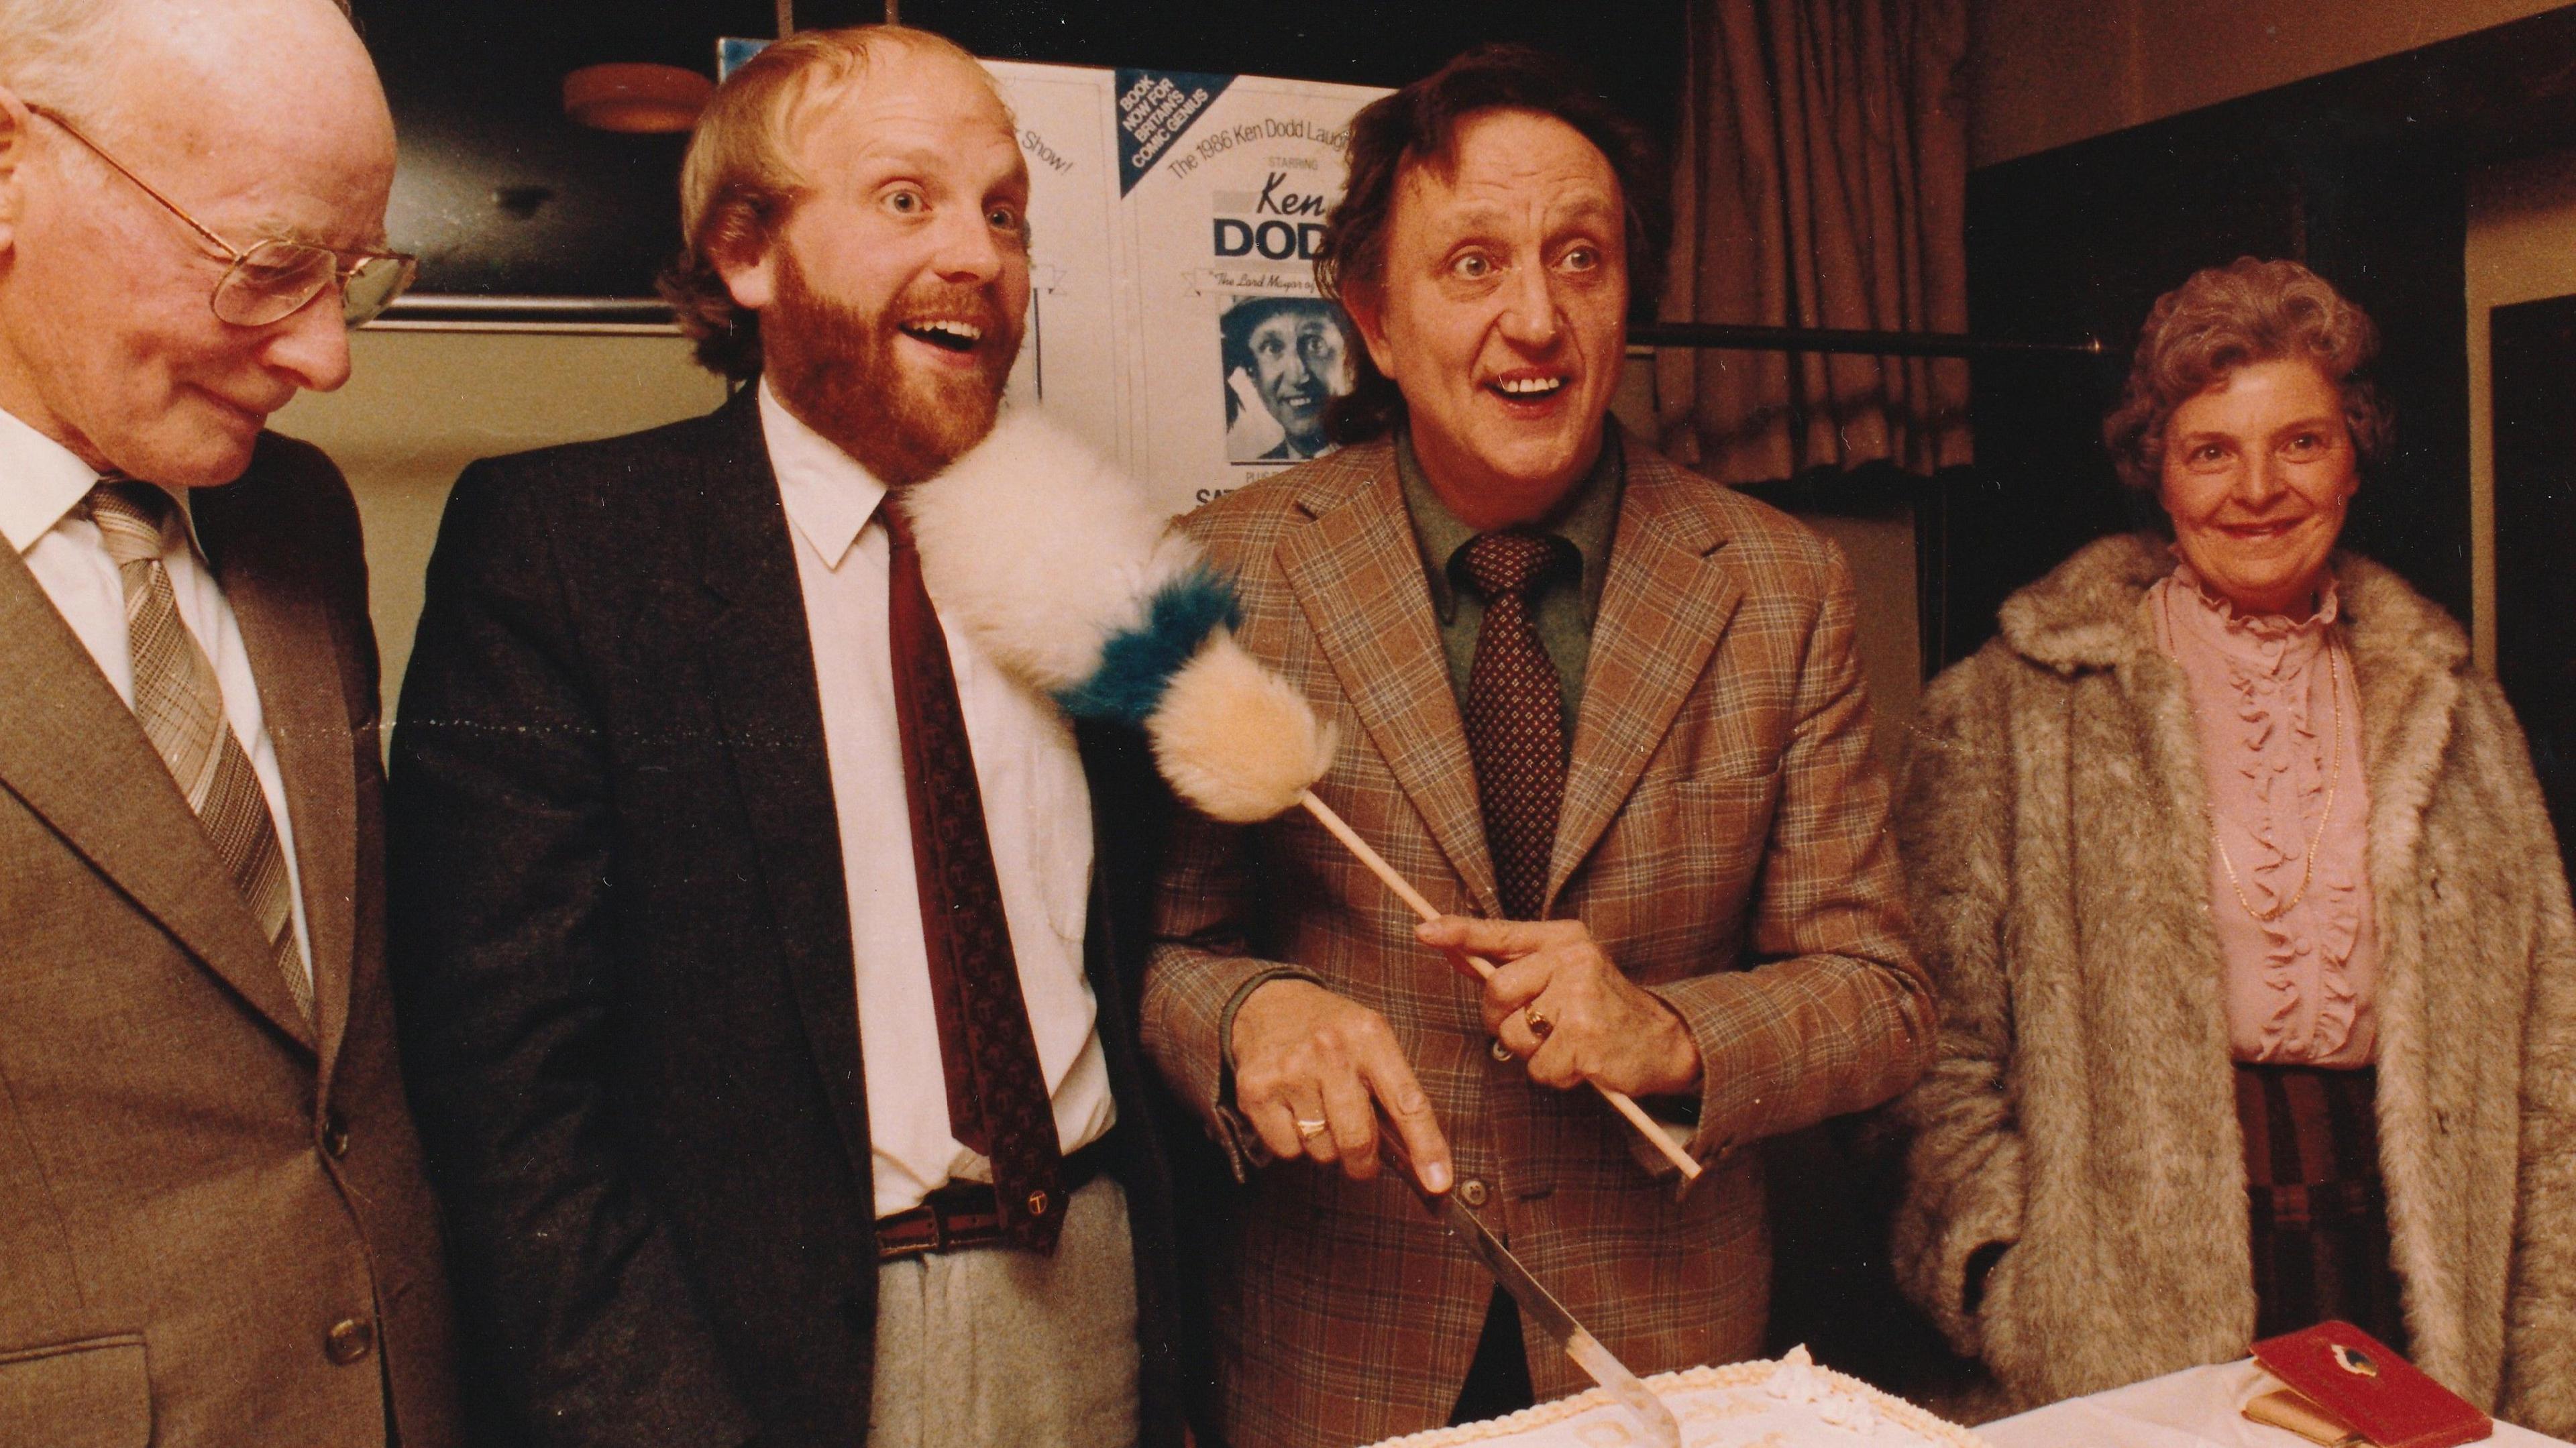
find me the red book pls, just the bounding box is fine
[2251,1322,2494,1448]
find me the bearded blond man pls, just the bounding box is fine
[388,27,1187,1448]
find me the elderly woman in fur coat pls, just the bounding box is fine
[1890,257,2576,1433]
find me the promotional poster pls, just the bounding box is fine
[982,61,1128,467]
[1108,69,1387,513]
[973,59,1387,516]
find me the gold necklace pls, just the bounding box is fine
[2160,588,2346,924]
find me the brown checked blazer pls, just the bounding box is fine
[1142,431,1935,1448]
[0,435,460,1448]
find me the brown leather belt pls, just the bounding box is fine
[873,1141,1110,1262]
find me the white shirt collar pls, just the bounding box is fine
[759,378,887,569]
[0,405,109,554]
[0,404,205,557]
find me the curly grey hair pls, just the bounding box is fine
[2103,256,2393,494]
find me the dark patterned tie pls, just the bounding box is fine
[1460,531,1573,921]
[88,481,311,1023]
[882,500,1065,1253]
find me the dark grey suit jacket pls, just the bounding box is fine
[387,385,1191,1448]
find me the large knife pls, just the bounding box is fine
[1374,1111,1683,1448]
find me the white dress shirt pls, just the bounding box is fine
[760,381,1116,1219]
[0,405,314,984]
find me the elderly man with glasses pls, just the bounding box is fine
[0,0,458,1445]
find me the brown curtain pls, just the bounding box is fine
[1658,0,1973,484]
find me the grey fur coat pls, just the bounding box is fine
[1890,533,2576,1433]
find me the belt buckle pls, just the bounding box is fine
[877,1197,953,1262]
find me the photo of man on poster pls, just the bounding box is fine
[1220,294,1354,462]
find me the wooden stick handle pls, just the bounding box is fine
[1299,789,1450,936]
[1297,790,1703,1182]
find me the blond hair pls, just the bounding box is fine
[659,24,999,380]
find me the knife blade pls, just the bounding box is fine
[1373,1110,1682,1448]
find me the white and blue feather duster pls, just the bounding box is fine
[896,409,1336,823]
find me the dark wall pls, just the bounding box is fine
[2492,296,2576,879]
[356,0,1684,299]
[905,1,1684,138]
[1945,8,2576,663]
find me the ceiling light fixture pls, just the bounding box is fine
[561,62,716,133]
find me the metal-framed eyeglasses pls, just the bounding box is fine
[24,103,417,329]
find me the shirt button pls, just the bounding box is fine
[1458,1178,1490,1208]
[324,1317,375,1366]
[321,1111,351,1159]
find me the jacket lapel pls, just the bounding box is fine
[688,388,875,1184]
[1546,448,1741,904]
[0,535,315,1048]
[1275,453,1500,916]
[192,471,356,1074]
[2337,555,2469,1332]
[2340,554,2468,874]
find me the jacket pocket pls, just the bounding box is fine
[1603,771,1780,928]
[1973,1240,2045,1403]
[0,1335,150,1448]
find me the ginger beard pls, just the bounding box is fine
[761,247,1024,486]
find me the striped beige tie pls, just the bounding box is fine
[88,481,311,1023]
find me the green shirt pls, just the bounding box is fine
[1396,425,1624,741]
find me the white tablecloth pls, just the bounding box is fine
[1979,1359,2567,1448]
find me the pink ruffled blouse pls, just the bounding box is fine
[2149,563,2379,1066]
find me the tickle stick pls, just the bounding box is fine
[1296,789,1704,1182]
[895,414,1701,1185]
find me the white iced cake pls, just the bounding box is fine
[1364,1348,1989,1448]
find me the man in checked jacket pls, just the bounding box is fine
[1140,46,1936,1448]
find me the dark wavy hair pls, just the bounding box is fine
[1311,44,1670,445]
[1219,295,1356,402]
[2103,256,2393,495]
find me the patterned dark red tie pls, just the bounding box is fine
[1460,531,1573,921]
[883,501,1065,1253]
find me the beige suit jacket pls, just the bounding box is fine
[1142,433,1935,1447]
[0,435,460,1448]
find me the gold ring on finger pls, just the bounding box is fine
[1295,1117,1330,1139]
[1523,1007,1553,1040]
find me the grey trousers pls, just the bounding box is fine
[866,1175,1140,1447]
